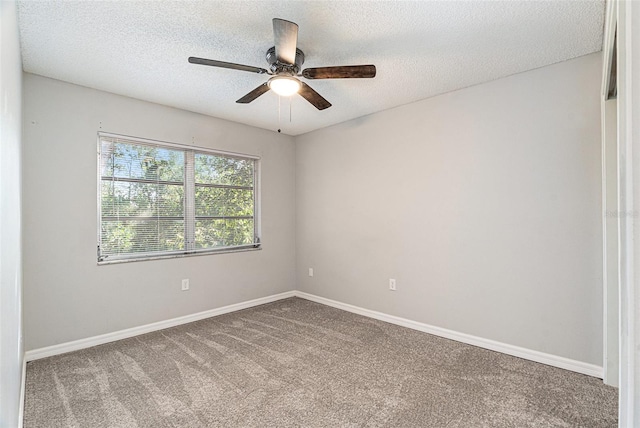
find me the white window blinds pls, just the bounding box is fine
[98,134,259,262]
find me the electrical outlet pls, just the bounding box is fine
[309,268,314,277]
[389,278,397,291]
[181,279,190,291]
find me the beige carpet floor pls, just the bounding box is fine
[24,297,617,427]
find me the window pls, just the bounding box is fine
[98,133,260,263]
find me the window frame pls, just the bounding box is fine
[97,132,261,265]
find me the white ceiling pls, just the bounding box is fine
[17,1,605,136]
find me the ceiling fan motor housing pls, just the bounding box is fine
[266,47,305,75]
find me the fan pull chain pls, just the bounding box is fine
[277,95,282,133]
[276,96,293,132]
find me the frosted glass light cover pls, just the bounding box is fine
[268,76,301,96]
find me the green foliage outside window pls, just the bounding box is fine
[99,137,257,261]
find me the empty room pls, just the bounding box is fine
[2,0,639,427]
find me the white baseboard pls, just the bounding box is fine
[24,289,603,379]
[24,291,296,362]
[294,291,604,379]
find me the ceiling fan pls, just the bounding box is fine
[188,18,376,110]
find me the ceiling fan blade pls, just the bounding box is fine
[273,18,298,65]
[299,82,331,110]
[236,83,270,104]
[188,57,268,74]
[302,65,376,79]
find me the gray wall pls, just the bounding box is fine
[23,74,296,351]
[295,53,603,365]
[0,1,24,427]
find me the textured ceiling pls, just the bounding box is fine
[17,1,604,136]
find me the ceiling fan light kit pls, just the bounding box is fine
[188,18,376,113]
[268,76,301,97]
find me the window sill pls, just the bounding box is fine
[97,246,261,265]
